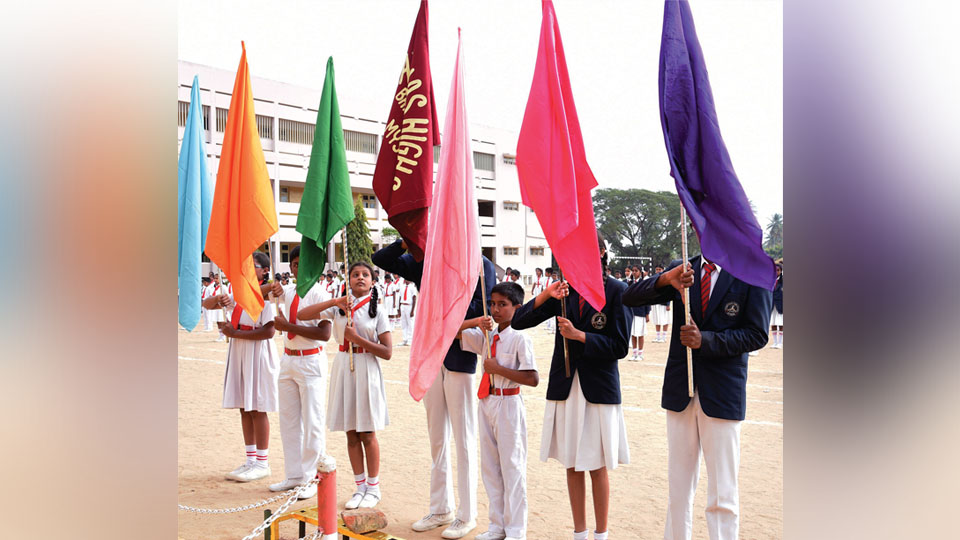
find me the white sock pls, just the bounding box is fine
[255,448,269,468]
[245,444,256,465]
[366,475,380,495]
[594,531,608,540]
[778,331,783,346]
[354,473,367,493]
[573,530,589,540]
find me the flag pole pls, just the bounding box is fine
[478,259,494,393]
[343,224,354,372]
[217,267,230,344]
[556,266,570,378]
[680,205,694,398]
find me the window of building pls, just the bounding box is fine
[280,187,289,203]
[502,153,516,165]
[433,145,441,164]
[478,201,495,218]
[361,194,376,209]
[216,107,229,132]
[503,201,519,211]
[256,114,274,140]
[280,243,290,263]
[279,118,315,145]
[178,101,210,131]
[473,151,495,172]
[504,246,519,256]
[530,246,545,256]
[344,130,377,153]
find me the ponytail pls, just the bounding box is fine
[369,285,379,318]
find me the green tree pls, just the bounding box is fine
[764,213,783,260]
[593,188,699,268]
[345,195,374,264]
[381,226,400,243]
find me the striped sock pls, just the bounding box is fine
[255,448,268,468]
[366,475,380,495]
[245,445,256,466]
[354,473,367,493]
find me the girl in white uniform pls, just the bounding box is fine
[203,252,280,483]
[650,265,671,342]
[299,261,393,510]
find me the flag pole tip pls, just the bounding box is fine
[241,40,246,51]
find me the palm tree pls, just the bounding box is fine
[764,213,783,250]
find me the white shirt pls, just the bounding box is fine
[399,282,418,305]
[281,283,328,351]
[317,293,391,347]
[701,259,721,301]
[460,325,536,390]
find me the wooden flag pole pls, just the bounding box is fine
[217,267,230,344]
[557,267,570,378]
[478,260,494,393]
[342,225,354,372]
[680,205,694,398]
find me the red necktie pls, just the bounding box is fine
[579,295,585,317]
[477,334,500,399]
[701,262,716,312]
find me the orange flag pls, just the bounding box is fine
[204,42,278,321]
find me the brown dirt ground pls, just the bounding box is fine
[178,299,782,540]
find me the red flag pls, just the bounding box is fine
[372,0,440,262]
[516,0,605,311]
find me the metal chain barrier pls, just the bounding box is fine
[176,476,319,517]
[240,477,321,540]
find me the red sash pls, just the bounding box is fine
[230,304,243,330]
[351,295,372,317]
[287,294,300,340]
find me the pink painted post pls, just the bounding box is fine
[316,469,337,535]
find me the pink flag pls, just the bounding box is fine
[516,0,605,311]
[409,31,481,401]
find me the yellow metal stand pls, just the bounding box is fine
[267,505,406,540]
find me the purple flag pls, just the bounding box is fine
[659,0,777,290]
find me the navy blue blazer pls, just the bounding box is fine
[772,276,783,314]
[371,239,496,373]
[622,256,772,421]
[512,277,631,404]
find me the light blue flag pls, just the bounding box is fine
[178,76,214,330]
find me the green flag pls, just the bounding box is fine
[296,57,356,298]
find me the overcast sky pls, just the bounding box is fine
[179,0,782,225]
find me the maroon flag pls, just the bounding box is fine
[372,0,440,261]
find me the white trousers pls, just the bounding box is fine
[277,352,327,482]
[400,304,414,342]
[423,366,478,522]
[479,395,527,538]
[664,392,741,540]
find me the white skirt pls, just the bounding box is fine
[222,338,280,412]
[327,351,389,432]
[651,305,670,326]
[632,316,646,337]
[541,371,630,471]
[771,309,783,326]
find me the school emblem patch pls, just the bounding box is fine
[591,312,607,329]
[724,301,741,317]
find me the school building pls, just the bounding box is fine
[178,60,552,283]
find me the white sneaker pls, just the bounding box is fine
[441,518,476,539]
[345,490,365,510]
[475,531,506,540]
[269,478,303,492]
[358,490,381,508]
[225,462,252,481]
[749,350,760,356]
[412,511,455,532]
[297,484,317,499]
[216,335,226,342]
[235,464,270,482]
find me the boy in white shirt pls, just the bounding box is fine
[269,246,333,499]
[458,282,538,540]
